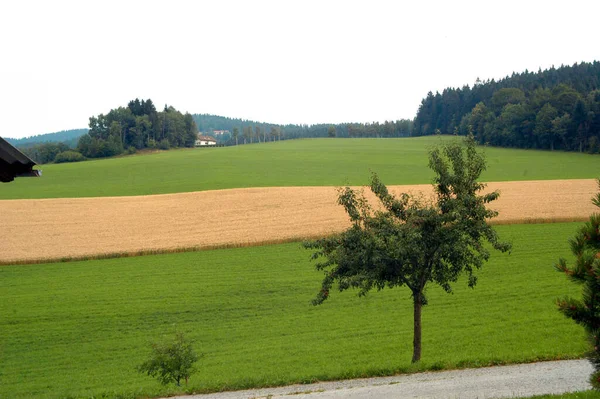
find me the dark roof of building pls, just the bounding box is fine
[197,135,217,141]
[0,136,40,182]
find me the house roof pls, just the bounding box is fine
[0,136,41,182]
[197,135,216,141]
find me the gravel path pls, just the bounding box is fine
[170,360,592,399]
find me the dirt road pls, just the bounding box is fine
[169,359,592,399]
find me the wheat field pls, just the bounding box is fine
[1,179,597,264]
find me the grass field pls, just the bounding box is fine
[2,137,600,199]
[0,222,589,399]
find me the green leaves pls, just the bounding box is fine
[137,332,200,387]
[305,137,511,362]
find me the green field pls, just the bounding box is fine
[2,137,600,199]
[0,222,588,398]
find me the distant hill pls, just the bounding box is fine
[192,114,268,132]
[5,129,88,148]
[192,113,413,143]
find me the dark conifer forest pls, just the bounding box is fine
[413,61,600,152]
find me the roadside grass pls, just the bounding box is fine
[527,392,600,399]
[2,137,600,199]
[0,222,589,398]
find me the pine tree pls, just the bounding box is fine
[556,179,600,388]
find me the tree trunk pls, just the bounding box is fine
[412,293,423,363]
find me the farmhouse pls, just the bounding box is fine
[195,135,217,146]
[0,136,41,182]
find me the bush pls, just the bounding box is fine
[158,139,170,150]
[137,332,199,387]
[126,146,137,155]
[54,150,85,163]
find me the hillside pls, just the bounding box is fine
[2,137,600,199]
[5,128,88,147]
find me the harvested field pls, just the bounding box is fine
[1,179,598,264]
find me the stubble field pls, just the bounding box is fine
[1,179,598,264]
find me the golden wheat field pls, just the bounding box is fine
[1,179,598,264]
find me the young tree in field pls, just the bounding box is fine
[137,332,200,387]
[304,136,511,363]
[556,179,600,388]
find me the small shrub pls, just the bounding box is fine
[137,332,199,387]
[126,146,137,155]
[53,150,85,163]
[158,139,170,150]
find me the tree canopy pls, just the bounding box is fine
[77,99,198,158]
[414,61,600,153]
[304,136,511,363]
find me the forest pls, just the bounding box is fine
[76,99,198,158]
[413,61,600,152]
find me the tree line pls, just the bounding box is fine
[414,61,600,152]
[193,113,414,146]
[18,61,600,164]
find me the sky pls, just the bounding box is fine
[1,0,599,139]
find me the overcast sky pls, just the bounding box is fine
[1,0,599,139]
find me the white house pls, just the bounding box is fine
[195,135,217,146]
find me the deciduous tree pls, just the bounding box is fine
[137,332,200,387]
[304,136,511,363]
[233,127,239,146]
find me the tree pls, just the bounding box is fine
[328,125,336,138]
[137,332,200,387]
[551,113,571,151]
[556,180,600,388]
[255,126,261,143]
[304,136,511,363]
[233,127,239,146]
[242,126,251,144]
[534,103,559,150]
[491,88,526,111]
[270,126,279,141]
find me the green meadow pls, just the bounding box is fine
[2,137,600,199]
[0,223,588,399]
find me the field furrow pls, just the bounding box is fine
[1,179,597,264]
